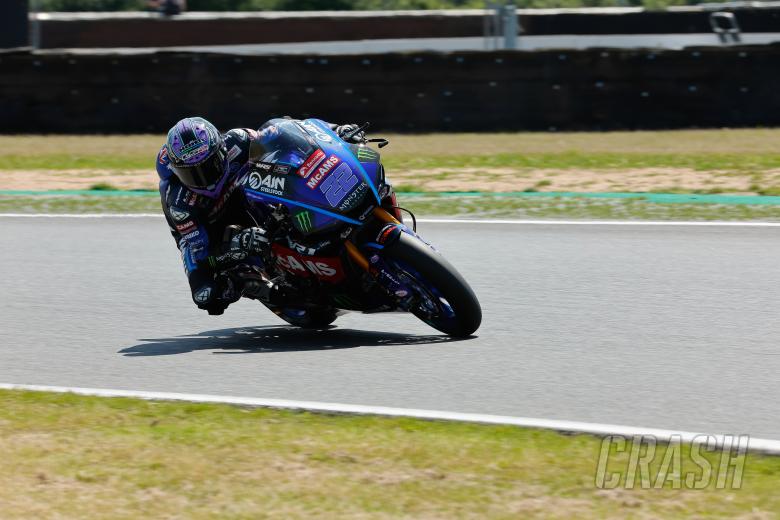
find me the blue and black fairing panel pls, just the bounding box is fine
[243,118,382,236]
[295,119,382,209]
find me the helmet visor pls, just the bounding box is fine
[171,149,226,189]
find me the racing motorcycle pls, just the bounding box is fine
[231,118,481,337]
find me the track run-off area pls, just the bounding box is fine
[2,215,779,443]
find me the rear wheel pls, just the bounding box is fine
[264,304,339,329]
[382,233,481,337]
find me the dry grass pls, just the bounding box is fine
[2,390,780,519]
[380,128,780,156]
[0,134,163,157]
[0,169,156,191]
[4,130,780,195]
[390,167,777,194]
[4,128,780,157]
[2,167,775,195]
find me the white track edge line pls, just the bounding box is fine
[421,218,780,227]
[2,383,778,455]
[2,213,780,227]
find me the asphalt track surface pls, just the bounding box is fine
[2,216,780,440]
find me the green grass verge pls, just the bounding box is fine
[405,194,780,221]
[386,152,780,173]
[5,194,780,221]
[6,129,780,218]
[5,152,780,174]
[6,131,780,196]
[4,129,780,174]
[2,389,779,519]
[0,195,162,214]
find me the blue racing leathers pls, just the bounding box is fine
[157,119,362,314]
[157,128,268,313]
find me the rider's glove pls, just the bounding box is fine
[197,226,270,273]
[335,124,365,144]
[231,227,270,256]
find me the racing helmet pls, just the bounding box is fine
[166,117,227,191]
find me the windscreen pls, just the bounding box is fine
[254,119,318,168]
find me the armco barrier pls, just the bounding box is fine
[1,45,778,133]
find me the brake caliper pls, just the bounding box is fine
[368,254,416,310]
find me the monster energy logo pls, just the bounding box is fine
[294,211,313,233]
[356,147,379,162]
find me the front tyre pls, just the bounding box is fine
[382,232,481,337]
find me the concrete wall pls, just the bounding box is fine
[36,11,483,49]
[33,7,780,49]
[1,45,777,133]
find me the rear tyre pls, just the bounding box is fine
[264,304,339,329]
[382,232,481,337]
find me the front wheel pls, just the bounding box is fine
[382,232,481,337]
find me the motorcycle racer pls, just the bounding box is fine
[156,116,364,315]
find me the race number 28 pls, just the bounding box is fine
[320,163,359,207]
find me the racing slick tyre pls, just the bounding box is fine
[382,232,481,337]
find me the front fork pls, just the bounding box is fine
[344,207,417,309]
[344,207,400,271]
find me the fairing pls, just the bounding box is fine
[244,118,382,236]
